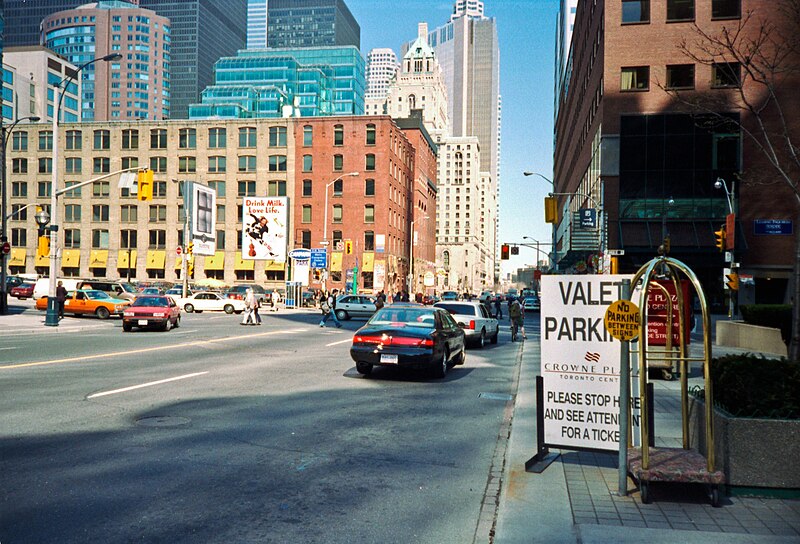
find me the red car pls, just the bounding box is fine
[122,295,181,332]
[10,282,35,300]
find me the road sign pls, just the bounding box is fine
[607,249,624,256]
[1,242,10,255]
[176,246,182,255]
[579,208,597,229]
[310,248,327,268]
[604,299,640,342]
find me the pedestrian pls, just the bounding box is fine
[509,298,523,341]
[494,297,503,319]
[319,289,342,328]
[56,280,68,319]
[253,293,262,325]
[241,288,256,325]
[400,290,410,302]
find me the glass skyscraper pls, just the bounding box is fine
[266,0,360,50]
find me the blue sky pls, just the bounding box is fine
[346,0,560,277]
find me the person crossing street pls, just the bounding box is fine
[319,289,342,328]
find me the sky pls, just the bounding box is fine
[346,0,560,279]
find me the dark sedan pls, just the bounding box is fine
[350,304,466,378]
[122,295,181,332]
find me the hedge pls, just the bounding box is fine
[710,354,800,419]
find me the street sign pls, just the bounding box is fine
[1,242,10,255]
[607,249,624,256]
[176,246,182,255]
[310,248,327,268]
[579,208,597,229]
[754,219,792,235]
[604,299,640,342]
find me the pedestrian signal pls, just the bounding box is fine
[137,169,153,201]
[714,226,726,252]
[726,273,739,291]
[544,197,559,224]
[344,240,353,255]
[501,244,510,260]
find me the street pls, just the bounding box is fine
[0,305,531,543]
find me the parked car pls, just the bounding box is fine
[441,290,460,301]
[522,296,540,312]
[10,282,35,299]
[5,275,24,289]
[334,294,378,321]
[123,295,181,332]
[139,287,163,295]
[176,291,246,314]
[434,300,500,347]
[165,286,191,297]
[35,289,130,319]
[350,304,466,378]
[225,284,268,304]
[77,280,138,302]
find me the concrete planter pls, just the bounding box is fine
[689,397,800,489]
[715,320,787,357]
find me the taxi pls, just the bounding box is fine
[35,289,130,319]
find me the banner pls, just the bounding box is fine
[242,197,287,261]
[190,182,217,256]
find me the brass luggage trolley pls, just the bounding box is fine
[626,256,724,506]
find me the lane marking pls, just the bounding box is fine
[0,347,17,351]
[325,338,352,347]
[0,328,313,370]
[87,371,209,399]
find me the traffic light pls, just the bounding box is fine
[501,244,510,260]
[37,235,50,259]
[187,257,194,277]
[544,197,559,224]
[344,240,353,255]
[726,272,739,291]
[137,169,153,201]
[187,241,194,255]
[714,226,726,252]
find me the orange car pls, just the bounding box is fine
[35,289,131,319]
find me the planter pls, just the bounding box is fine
[689,397,800,489]
[715,320,787,356]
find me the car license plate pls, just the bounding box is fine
[380,354,398,364]
[138,320,148,326]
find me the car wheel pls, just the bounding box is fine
[163,318,172,332]
[223,304,234,314]
[335,309,348,321]
[95,307,110,319]
[356,362,373,375]
[184,303,194,313]
[477,329,486,348]
[122,321,132,332]
[456,345,467,365]
[432,350,448,379]
[491,329,499,344]
[174,315,180,328]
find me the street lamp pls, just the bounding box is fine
[1,115,40,314]
[46,52,121,326]
[714,177,735,214]
[322,172,358,293]
[522,236,553,266]
[524,171,558,270]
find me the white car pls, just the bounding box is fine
[176,291,246,314]
[434,300,499,348]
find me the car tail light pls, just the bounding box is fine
[353,334,383,345]
[389,337,434,347]
[469,320,476,330]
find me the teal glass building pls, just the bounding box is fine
[189,46,365,119]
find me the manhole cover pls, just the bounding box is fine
[135,416,191,428]
[478,392,513,401]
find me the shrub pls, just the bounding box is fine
[739,304,791,345]
[709,354,800,419]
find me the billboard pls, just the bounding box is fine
[242,197,288,261]
[190,182,217,256]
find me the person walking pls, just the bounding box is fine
[56,281,68,319]
[494,297,503,320]
[253,293,262,325]
[241,288,256,325]
[509,297,524,341]
[319,289,342,328]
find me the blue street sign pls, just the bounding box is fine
[753,219,792,235]
[310,248,327,268]
[579,208,597,229]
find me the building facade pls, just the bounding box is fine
[450,0,484,21]
[553,0,799,307]
[246,0,268,49]
[42,1,170,121]
[266,0,360,50]
[364,47,397,114]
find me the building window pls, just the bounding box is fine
[216,230,225,250]
[93,181,110,198]
[333,179,343,196]
[239,127,257,148]
[365,179,375,196]
[208,156,226,173]
[621,66,650,91]
[208,180,225,197]
[10,204,27,221]
[622,0,649,23]
[92,157,110,174]
[64,229,80,248]
[268,180,286,196]
[300,230,311,249]
[38,158,52,174]
[121,129,138,150]
[366,124,376,145]
[238,155,256,172]
[178,156,196,173]
[666,64,695,89]
[333,204,343,223]
[11,228,26,248]
[269,155,287,172]
[208,127,226,148]
[332,230,342,248]
[269,126,287,147]
[12,131,28,151]
[302,179,313,197]
[303,125,313,146]
[65,157,81,174]
[64,204,81,222]
[216,204,226,222]
[303,154,313,172]
[39,131,53,151]
[92,204,110,222]
[154,181,167,198]
[12,158,27,174]
[64,181,81,198]
[712,62,741,87]
[365,153,376,171]
[121,156,138,170]
[11,181,27,197]
[121,204,137,222]
[238,180,256,196]
[121,229,137,249]
[149,229,166,249]
[666,0,694,21]
[150,128,167,149]
[364,205,375,223]
[93,129,110,150]
[150,156,167,173]
[302,205,312,223]
[333,154,343,171]
[65,129,82,150]
[364,230,374,250]
[334,124,344,146]
[712,0,740,19]
[179,128,196,149]
[37,181,51,197]
[149,204,167,223]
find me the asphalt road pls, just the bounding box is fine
[1,305,532,543]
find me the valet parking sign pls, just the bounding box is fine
[541,274,638,451]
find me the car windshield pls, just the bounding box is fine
[436,303,476,316]
[84,290,112,300]
[369,307,436,328]
[132,297,169,307]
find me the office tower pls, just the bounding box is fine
[364,48,397,115]
[190,46,365,119]
[247,0,268,49]
[138,0,247,119]
[267,0,360,50]
[554,0,578,120]
[42,1,170,121]
[450,0,484,21]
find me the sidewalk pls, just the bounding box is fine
[494,319,800,544]
[0,299,111,334]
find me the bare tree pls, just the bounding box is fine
[663,1,800,360]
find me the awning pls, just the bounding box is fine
[62,249,80,268]
[89,249,108,268]
[8,248,26,266]
[204,251,225,270]
[117,249,137,269]
[234,251,254,271]
[146,250,166,269]
[264,260,284,271]
[330,252,343,272]
[35,253,49,267]
[362,252,374,272]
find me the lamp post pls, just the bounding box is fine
[1,115,40,314]
[322,172,358,293]
[46,52,121,326]
[524,171,558,270]
[715,177,736,319]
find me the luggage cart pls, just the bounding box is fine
[626,256,725,507]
